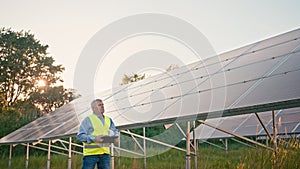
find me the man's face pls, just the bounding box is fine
[94,100,105,115]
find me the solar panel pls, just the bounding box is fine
[193,107,300,140]
[107,28,300,128]
[0,103,80,144]
[1,28,300,145]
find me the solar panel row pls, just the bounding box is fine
[0,28,300,145]
[193,107,300,140]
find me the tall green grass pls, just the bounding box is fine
[1,139,299,169]
[0,154,83,169]
[237,139,300,169]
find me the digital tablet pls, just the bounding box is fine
[100,136,118,143]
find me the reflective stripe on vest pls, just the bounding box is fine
[83,114,111,156]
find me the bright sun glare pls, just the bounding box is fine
[37,79,46,87]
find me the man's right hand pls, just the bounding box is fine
[114,137,120,143]
[95,136,104,143]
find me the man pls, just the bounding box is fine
[77,99,119,169]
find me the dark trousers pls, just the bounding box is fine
[82,154,110,169]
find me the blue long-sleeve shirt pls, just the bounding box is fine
[77,114,119,144]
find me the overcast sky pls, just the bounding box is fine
[1,0,300,96]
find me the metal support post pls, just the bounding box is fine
[193,121,197,169]
[272,110,277,153]
[111,143,114,169]
[9,144,12,168]
[143,127,146,169]
[203,140,226,150]
[68,137,72,169]
[118,136,121,168]
[231,138,255,148]
[186,121,191,169]
[26,143,29,169]
[255,112,272,141]
[47,140,51,169]
[225,138,228,154]
[121,130,188,152]
[199,120,273,150]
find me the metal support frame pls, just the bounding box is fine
[5,108,285,169]
[8,128,196,169]
[47,140,51,169]
[35,141,82,155]
[198,120,273,151]
[111,143,114,169]
[266,134,269,146]
[175,121,198,169]
[225,138,228,153]
[272,110,277,152]
[68,137,72,169]
[143,127,146,169]
[186,121,191,169]
[255,112,272,140]
[176,123,187,137]
[9,144,12,168]
[175,123,196,150]
[113,146,144,157]
[17,137,83,169]
[121,130,191,153]
[120,123,199,169]
[201,140,226,150]
[126,129,145,154]
[193,121,197,169]
[118,137,121,168]
[26,143,29,169]
[231,138,255,149]
[272,110,278,168]
[58,138,83,148]
[21,143,68,156]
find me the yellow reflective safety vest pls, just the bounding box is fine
[83,114,111,156]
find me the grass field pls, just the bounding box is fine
[1,139,299,169]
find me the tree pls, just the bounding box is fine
[29,86,80,113]
[120,64,179,86]
[120,73,146,85]
[0,28,64,107]
[0,28,81,156]
[166,64,179,72]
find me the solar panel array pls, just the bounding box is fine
[105,28,300,128]
[193,107,300,140]
[1,28,300,145]
[0,103,79,144]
